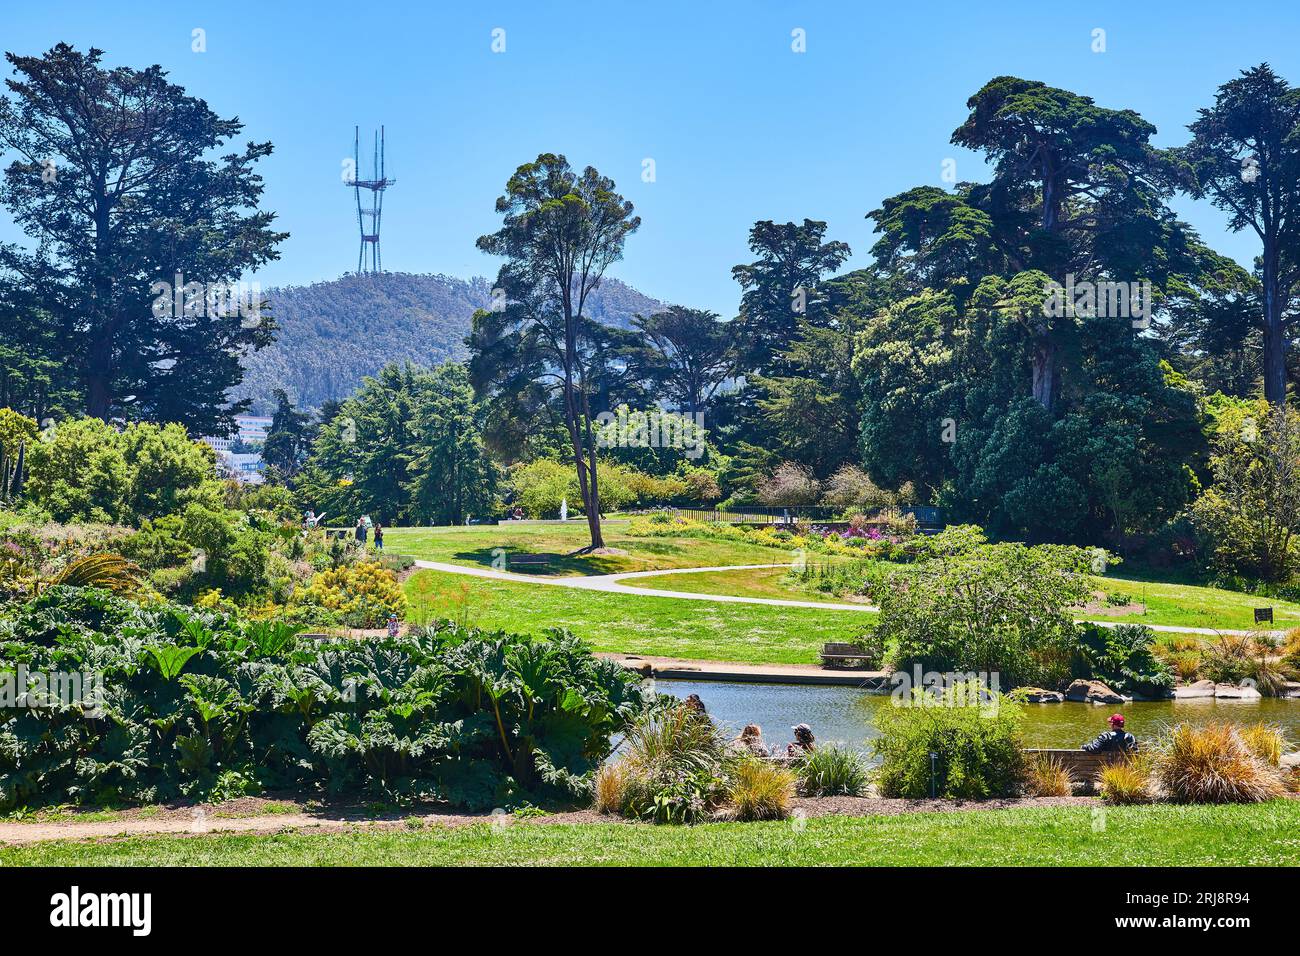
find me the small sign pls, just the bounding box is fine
[1254,607,1274,624]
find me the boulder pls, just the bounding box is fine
[1174,679,1217,699]
[1213,683,1262,699]
[1064,679,1124,704]
[1019,688,1065,703]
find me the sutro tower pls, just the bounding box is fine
[347,126,395,274]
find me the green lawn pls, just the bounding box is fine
[386,525,1299,661]
[5,801,1297,866]
[405,569,871,664]
[627,566,1300,631]
[630,566,853,604]
[384,523,796,577]
[1087,576,1300,631]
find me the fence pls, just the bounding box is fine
[675,505,944,528]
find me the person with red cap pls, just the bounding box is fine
[1081,713,1137,753]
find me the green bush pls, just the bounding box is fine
[25,418,221,525]
[1072,623,1174,698]
[0,587,648,812]
[875,541,1097,688]
[872,682,1026,799]
[605,702,729,824]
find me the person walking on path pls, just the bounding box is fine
[355,518,368,549]
[373,524,384,551]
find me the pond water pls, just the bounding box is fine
[657,678,1300,754]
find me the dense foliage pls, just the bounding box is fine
[0,587,648,811]
[296,362,498,526]
[873,683,1026,800]
[872,530,1097,688]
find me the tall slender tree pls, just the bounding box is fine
[1176,64,1300,405]
[475,154,639,551]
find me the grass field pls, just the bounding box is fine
[631,566,1300,630]
[384,523,795,576]
[1084,576,1300,631]
[630,566,853,603]
[404,569,871,664]
[5,801,1297,866]
[388,524,1298,665]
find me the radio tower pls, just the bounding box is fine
[347,126,394,274]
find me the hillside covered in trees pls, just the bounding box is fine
[235,272,662,412]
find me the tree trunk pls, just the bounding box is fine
[580,390,604,550]
[1031,337,1057,410]
[86,198,114,420]
[1262,249,1288,405]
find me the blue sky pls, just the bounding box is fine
[3,0,1299,315]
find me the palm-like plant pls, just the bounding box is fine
[48,552,143,595]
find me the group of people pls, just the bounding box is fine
[353,516,384,550]
[300,511,384,551]
[681,694,817,763]
[732,722,816,762]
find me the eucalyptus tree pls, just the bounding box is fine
[474,154,640,551]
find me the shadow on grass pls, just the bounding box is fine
[450,547,629,576]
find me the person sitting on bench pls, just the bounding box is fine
[1081,713,1137,753]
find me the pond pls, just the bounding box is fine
[657,678,1300,754]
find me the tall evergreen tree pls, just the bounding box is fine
[1176,64,1300,405]
[0,45,286,432]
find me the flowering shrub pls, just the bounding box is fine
[292,560,406,627]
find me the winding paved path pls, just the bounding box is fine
[410,560,1275,635]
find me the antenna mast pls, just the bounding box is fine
[347,125,394,274]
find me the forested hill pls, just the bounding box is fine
[234,271,664,412]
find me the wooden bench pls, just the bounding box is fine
[1024,748,1133,793]
[820,642,875,669]
[507,554,552,571]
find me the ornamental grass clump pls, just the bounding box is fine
[1023,754,1074,798]
[607,702,730,824]
[1238,722,1287,767]
[798,744,870,797]
[1152,722,1286,804]
[1099,760,1154,805]
[726,757,796,821]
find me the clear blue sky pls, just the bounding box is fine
[3,0,1298,315]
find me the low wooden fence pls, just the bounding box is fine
[675,506,943,528]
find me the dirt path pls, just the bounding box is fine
[0,795,1102,846]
